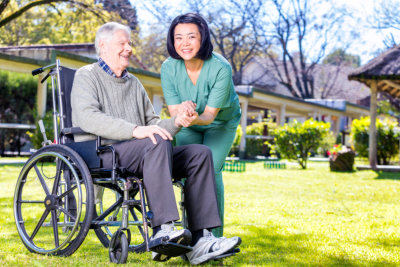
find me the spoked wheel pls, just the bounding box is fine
[93,185,147,253]
[13,144,94,256]
[109,230,129,264]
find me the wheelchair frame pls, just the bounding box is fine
[13,60,189,263]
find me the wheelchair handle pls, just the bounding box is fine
[32,63,57,76]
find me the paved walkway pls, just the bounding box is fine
[0,158,27,165]
[357,165,400,172]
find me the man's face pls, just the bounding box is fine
[100,29,132,75]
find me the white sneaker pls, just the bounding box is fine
[151,223,192,262]
[186,229,241,265]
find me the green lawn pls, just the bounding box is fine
[1,160,400,266]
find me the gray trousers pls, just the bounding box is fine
[100,135,222,231]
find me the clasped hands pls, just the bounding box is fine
[132,101,198,144]
[174,100,198,128]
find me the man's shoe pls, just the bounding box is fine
[186,229,241,265]
[151,223,192,262]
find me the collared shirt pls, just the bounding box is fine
[97,58,128,79]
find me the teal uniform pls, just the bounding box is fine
[161,52,241,237]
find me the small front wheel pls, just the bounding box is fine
[109,231,129,264]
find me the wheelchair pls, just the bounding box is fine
[13,60,191,264]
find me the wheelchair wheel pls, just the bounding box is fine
[93,185,147,253]
[14,144,94,256]
[109,230,129,264]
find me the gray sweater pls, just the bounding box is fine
[71,63,180,143]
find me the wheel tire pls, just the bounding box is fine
[14,144,94,256]
[109,231,129,264]
[93,186,146,253]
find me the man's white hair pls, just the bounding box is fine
[95,22,131,56]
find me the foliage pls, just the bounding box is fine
[229,124,242,157]
[136,0,266,83]
[0,0,138,46]
[351,116,400,165]
[27,110,54,149]
[317,130,337,156]
[0,70,38,154]
[377,99,400,117]
[245,121,265,157]
[245,118,277,158]
[322,48,361,67]
[273,118,330,169]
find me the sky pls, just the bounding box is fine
[133,0,399,65]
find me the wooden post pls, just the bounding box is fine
[36,73,47,118]
[239,100,248,159]
[277,104,286,126]
[369,81,378,169]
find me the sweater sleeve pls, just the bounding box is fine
[71,68,136,141]
[138,81,181,136]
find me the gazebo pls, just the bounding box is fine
[348,45,400,169]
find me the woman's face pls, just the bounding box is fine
[173,23,201,61]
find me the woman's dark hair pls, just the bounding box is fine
[167,13,213,60]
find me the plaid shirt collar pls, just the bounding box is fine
[97,58,128,79]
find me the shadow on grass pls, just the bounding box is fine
[222,225,362,266]
[374,171,400,181]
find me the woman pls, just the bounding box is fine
[161,13,241,237]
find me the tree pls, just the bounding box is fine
[322,48,360,68]
[136,0,266,81]
[0,0,139,46]
[188,0,266,85]
[261,0,348,99]
[370,0,400,47]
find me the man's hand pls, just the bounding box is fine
[132,125,172,144]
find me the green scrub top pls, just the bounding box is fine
[161,52,241,129]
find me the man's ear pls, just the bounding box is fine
[99,39,107,57]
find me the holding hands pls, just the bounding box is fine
[175,101,199,127]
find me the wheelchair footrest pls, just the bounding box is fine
[214,248,240,260]
[149,238,192,257]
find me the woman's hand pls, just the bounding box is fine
[178,101,197,116]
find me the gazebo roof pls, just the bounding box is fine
[348,45,400,98]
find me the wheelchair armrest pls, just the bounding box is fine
[96,138,119,184]
[61,127,86,135]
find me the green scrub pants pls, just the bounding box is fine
[176,123,237,237]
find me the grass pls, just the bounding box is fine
[1,160,400,266]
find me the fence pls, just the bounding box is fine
[223,160,246,172]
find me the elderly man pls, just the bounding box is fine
[71,22,241,265]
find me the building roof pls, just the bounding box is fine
[348,45,400,98]
[0,43,149,71]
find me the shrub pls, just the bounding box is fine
[27,110,54,149]
[229,124,242,157]
[273,118,330,169]
[245,118,278,158]
[351,116,399,165]
[245,121,266,157]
